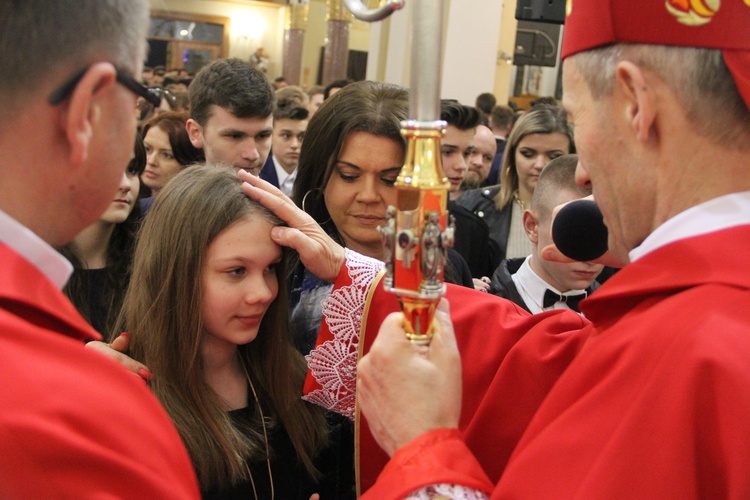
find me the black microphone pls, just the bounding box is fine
[551,199,608,261]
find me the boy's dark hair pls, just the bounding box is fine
[189,58,275,126]
[440,100,483,130]
[274,86,309,121]
[274,100,309,121]
[491,105,515,130]
[475,92,497,115]
[323,79,352,99]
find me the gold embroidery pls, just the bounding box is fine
[665,0,719,26]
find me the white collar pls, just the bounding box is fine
[0,209,73,289]
[272,155,296,197]
[512,255,587,313]
[630,191,750,262]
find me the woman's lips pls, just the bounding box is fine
[353,215,384,226]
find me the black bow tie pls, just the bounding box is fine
[543,289,587,312]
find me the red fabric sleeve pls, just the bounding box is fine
[357,282,590,493]
[361,429,493,500]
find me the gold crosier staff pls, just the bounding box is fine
[342,0,453,345]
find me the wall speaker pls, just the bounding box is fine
[513,20,560,67]
[516,0,566,24]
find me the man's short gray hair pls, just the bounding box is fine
[0,0,149,111]
[572,44,750,146]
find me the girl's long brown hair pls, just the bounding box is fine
[118,165,328,490]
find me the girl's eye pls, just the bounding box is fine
[265,263,278,274]
[381,177,397,187]
[227,267,245,277]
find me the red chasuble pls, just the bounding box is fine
[0,243,200,498]
[303,250,589,496]
[358,226,750,498]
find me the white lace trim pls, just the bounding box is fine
[302,249,384,419]
[405,484,490,500]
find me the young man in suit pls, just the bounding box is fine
[490,155,603,314]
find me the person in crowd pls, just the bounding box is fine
[260,86,310,196]
[474,92,496,126]
[58,135,146,336]
[164,76,190,93]
[273,76,288,90]
[457,104,574,263]
[142,66,154,86]
[458,124,497,194]
[186,58,275,176]
[0,0,199,496]
[120,165,352,499]
[150,66,166,87]
[530,95,560,107]
[307,85,325,117]
[490,154,603,313]
[353,0,750,497]
[140,111,204,201]
[323,78,352,100]
[440,100,500,280]
[290,81,474,354]
[249,47,270,74]
[135,87,188,130]
[487,104,514,185]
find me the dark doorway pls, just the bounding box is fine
[147,39,168,68]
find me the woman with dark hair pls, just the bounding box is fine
[119,165,345,499]
[58,134,146,335]
[290,80,473,354]
[140,111,204,201]
[457,104,575,261]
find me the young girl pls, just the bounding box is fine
[59,134,145,335]
[118,165,344,499]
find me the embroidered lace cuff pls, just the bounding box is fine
[405,484,490,500]
[302,249,384,419]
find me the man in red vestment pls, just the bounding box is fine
[0,1,200,497]
[354,0,750,498]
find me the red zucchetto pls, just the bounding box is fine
[561,0,750,109]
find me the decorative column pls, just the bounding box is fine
[283,0,309,86]
[322,0,351,86]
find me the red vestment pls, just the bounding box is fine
[0,243,200,498]
[362,226,750,498]
[303,250,588,495]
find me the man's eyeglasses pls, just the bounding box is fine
[48,65,161,107]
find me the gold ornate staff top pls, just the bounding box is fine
[343,0,450,344]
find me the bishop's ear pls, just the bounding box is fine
[615,60,656,144]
